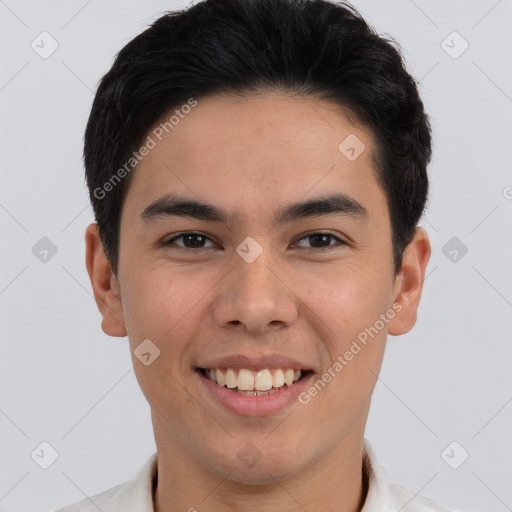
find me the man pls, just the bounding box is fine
[56,0,452,510]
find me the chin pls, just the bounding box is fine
[221,462,300,486]
[210,445,305,485]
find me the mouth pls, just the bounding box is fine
[195,367,313,396]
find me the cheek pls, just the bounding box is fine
[123,274,199,417]
[301,264,391,396]
[303,262,392,332]
[122,271,197,339]
[122,270,212,386]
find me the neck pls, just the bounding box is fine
[152,416,369,512]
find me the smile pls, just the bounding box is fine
[197,367,311,396]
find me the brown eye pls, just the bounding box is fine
[295,232,346,250]
[164,232,216,249]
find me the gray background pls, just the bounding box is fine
[1,1,511,511]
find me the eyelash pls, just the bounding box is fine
[162,231,348,252]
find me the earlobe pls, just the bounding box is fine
[387,227,431,336]
[85,223,127,337]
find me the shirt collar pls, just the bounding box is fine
[360,438,396,512]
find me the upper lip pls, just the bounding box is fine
[196,354,313,372]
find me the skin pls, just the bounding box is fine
[85,92,430,512]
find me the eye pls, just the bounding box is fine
[163,232,217,249]
[161,231,348,252]
[294,231,347,251]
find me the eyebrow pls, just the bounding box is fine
[139,192,368,228]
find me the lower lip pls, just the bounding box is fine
[196,369,314,417]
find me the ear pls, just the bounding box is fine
[388,227,431,336]
[85,223,127,337]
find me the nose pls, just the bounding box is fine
[212,246,299,336]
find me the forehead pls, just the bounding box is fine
[122,92,386,223]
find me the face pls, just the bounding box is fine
[86,92,430,485]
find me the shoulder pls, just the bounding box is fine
[362,439,457,512]
[51,483,124,512]
[50,451,158,512]
[390,483,453,512]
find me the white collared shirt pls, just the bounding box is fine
[52,439,453,512]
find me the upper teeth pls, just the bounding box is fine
[205,368,302,391]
